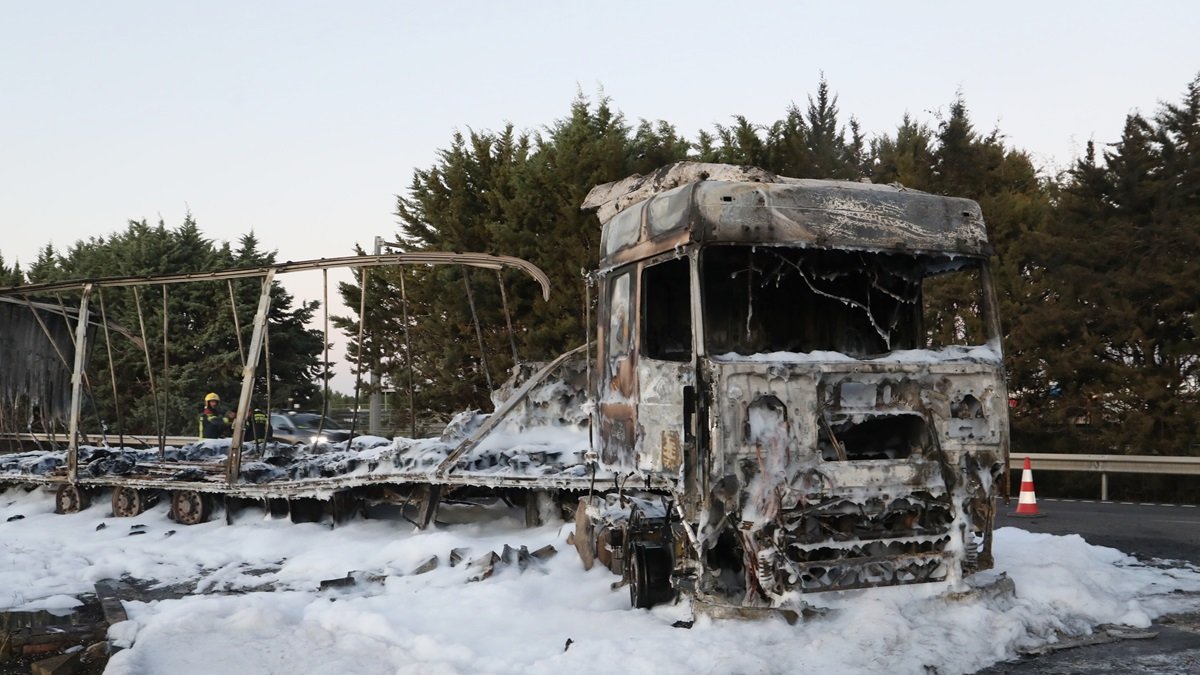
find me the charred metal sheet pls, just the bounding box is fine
[587,162,988,272]
[584,161,780,225]
[634,359,692,473]
[0,301,86,426]
[0,454,678,501]
[687,351,1008,604]
[691,181,987,256]
[434,345,587,477]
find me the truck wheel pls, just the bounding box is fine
[629,544,674,609]
[171,490,212,525]
[55,484,90,514]
[112,486,147,517]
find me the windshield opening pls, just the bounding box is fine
[701,245,988,357]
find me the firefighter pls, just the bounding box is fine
[248,408,273,443]
[198,392,234,439]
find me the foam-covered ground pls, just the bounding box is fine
[4,488,1200,674]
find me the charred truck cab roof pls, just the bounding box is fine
[582,163,1009,611]
[594,168,990,269]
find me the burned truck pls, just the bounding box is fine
[0,162,1008,616]
[571,163,1010,612]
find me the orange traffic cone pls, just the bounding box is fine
[1013,456,1039,516]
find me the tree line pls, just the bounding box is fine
[333,76,1196,470]
[2,76,1197,475]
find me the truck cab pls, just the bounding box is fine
[585,163,1009,609]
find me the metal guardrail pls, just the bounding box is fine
[1023,452,1200,476]
[1021,452,1200,500]
[0,433,199,449]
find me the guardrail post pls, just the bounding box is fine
[1101,472,1108,501]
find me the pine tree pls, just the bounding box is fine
[701,76,862,179]
[26,244,61,283]
[0,253,22,286]
[803,77,858,179]
[870,114,935,188]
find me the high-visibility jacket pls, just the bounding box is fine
[199,406,231,439]
[248,409,272,442]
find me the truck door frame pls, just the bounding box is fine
[597,265,639,467]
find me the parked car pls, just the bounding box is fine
[269,412,352,446]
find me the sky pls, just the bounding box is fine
[2,1,1197,390]
[5,484,1200,674]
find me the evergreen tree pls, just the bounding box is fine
[338,96,689,417]
[0,253,22,286]
[870,114,935,188]
[1019,77,1200,461]
[709,116,771,168]
[701,76,863,179]
[26,244,62,283]
[802,77,859,179]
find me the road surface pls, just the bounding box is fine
[981,498,1200,673]
[995,497,1200,565]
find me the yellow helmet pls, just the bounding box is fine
[204,392,220,403]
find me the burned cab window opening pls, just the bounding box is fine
[607,272,632,360]
[922,266,988,349]
[702,246,988,356]
[703,246,921,356]
[642,258,692,362]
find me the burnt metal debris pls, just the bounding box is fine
[0,162,1010,617]
[0,299,84,430]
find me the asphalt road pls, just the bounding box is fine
[994,497,1200,565]
[980,498,1200,674]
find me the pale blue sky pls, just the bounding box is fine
[2,1,1197,389]
[3,0,1198,270]
[4,2,1195,270]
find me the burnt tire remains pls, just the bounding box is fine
[55,483,91,514]
[111,486,148,518]
[171,490,212,525]
[629,543,674,609]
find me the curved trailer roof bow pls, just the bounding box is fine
[0,251,552,301]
